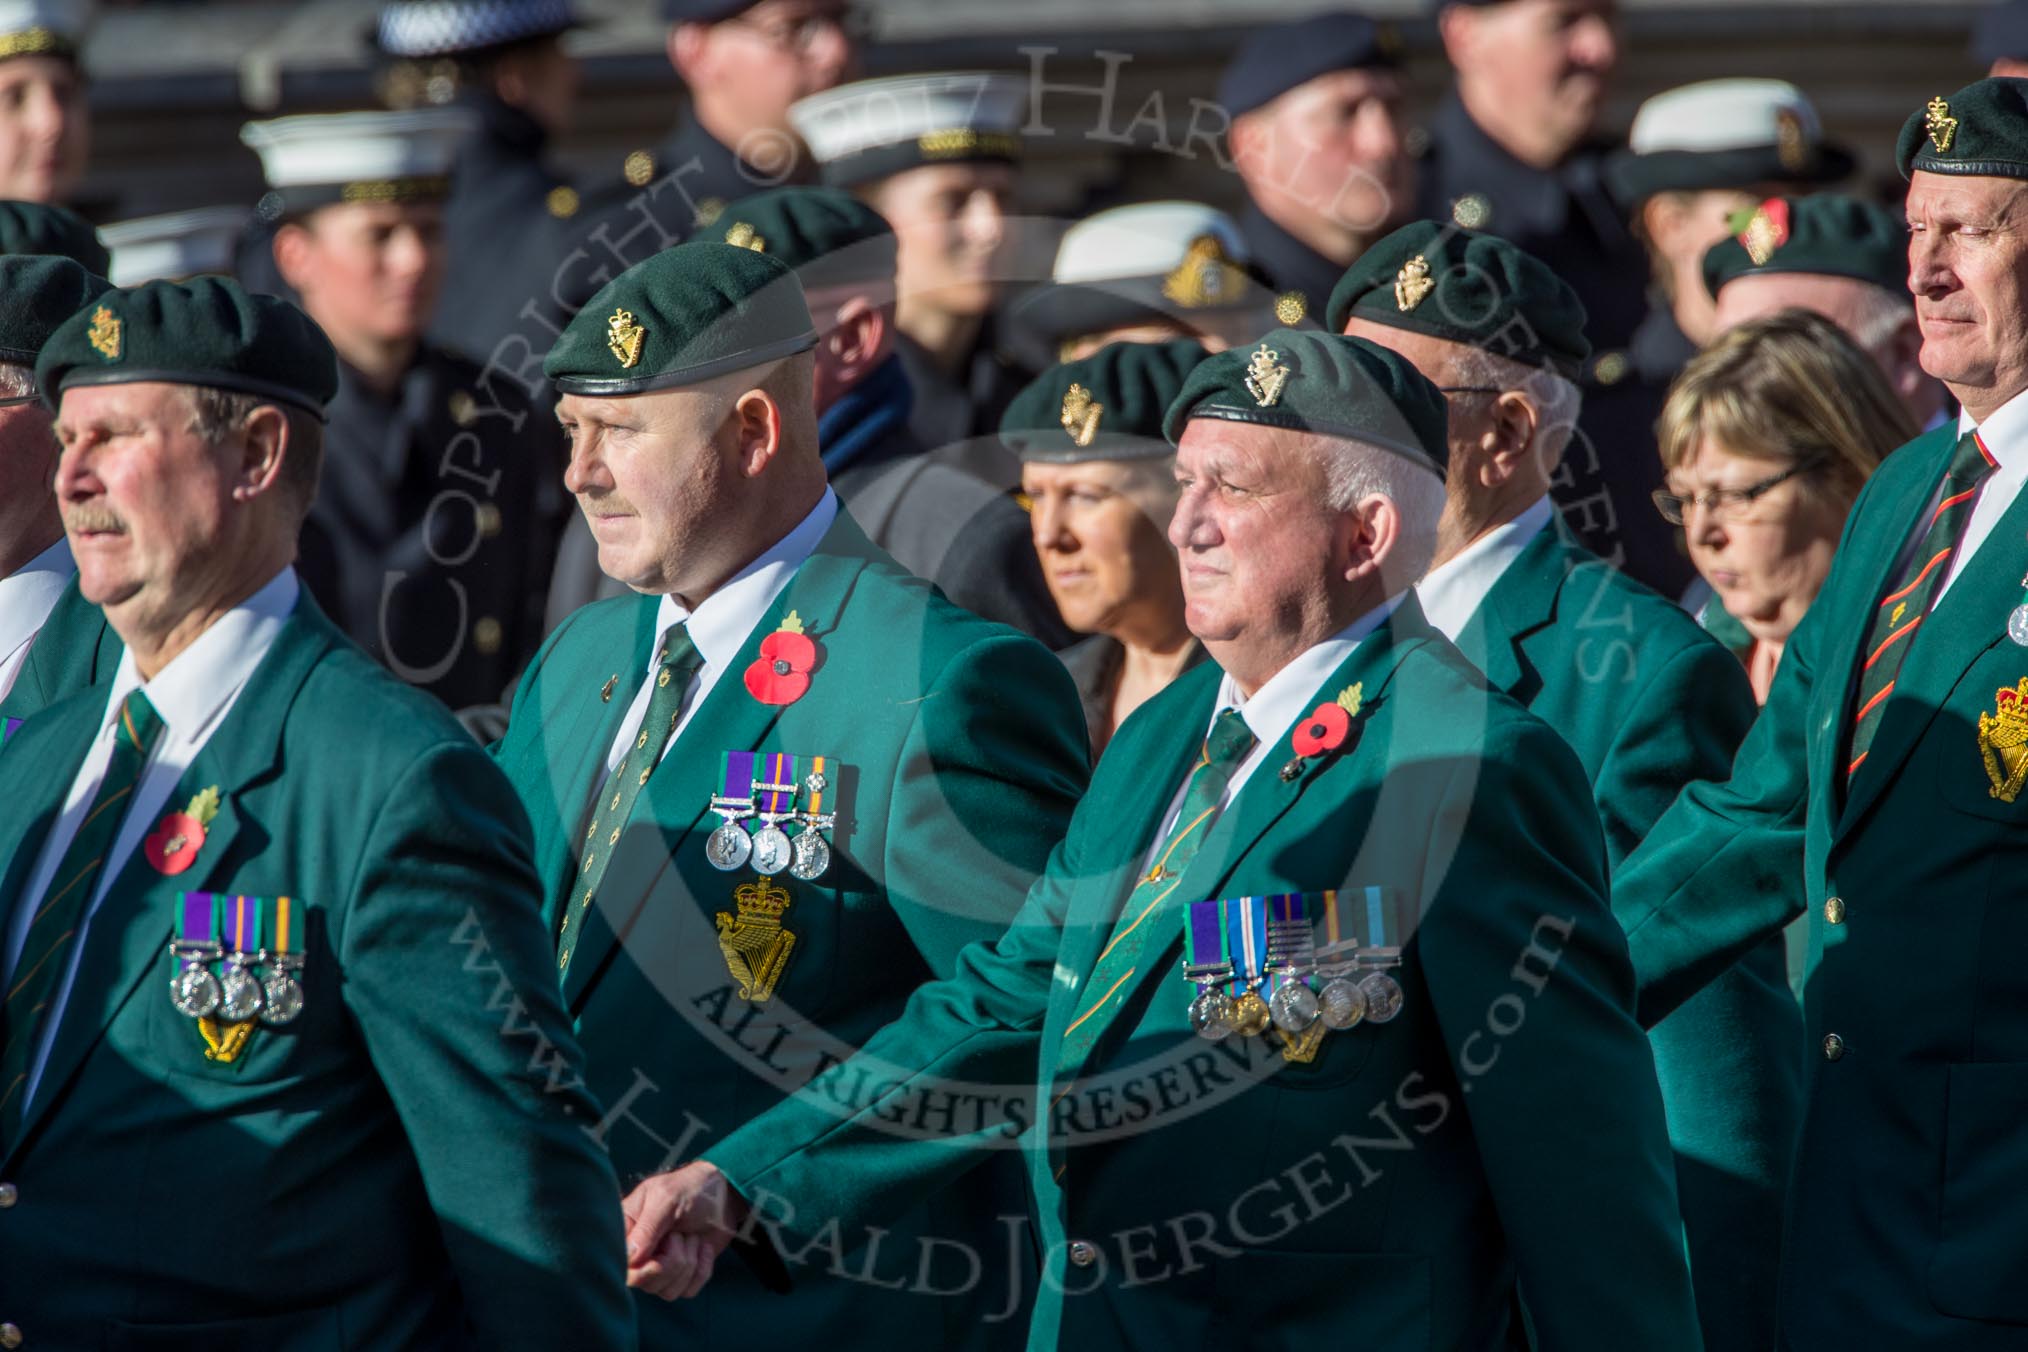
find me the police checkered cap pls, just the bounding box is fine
[376,0,575,58]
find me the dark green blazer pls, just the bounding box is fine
[1616,420,2028,1349]
[0,595,633,1352]
[1450,521,1802,1352]
[0,577,119,727]
[492,510,1089,1350]
[708,597,1700,1352]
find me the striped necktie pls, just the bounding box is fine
[1847,429,1997,782]
[1053,708,1256,1079]
[556,624,704,975]
[2,689,164,1140]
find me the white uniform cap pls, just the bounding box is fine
[101,207,254,287]
[0,0,94,58]
[790,72,1027,188]
[241,108,475,210]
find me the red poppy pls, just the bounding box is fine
[144,813,205,875]
[744,629,818,706]
[1291,702,1350,759]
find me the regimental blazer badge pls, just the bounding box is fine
[1060,382,1103,447]
[1394,255,1435,312]
[87,305,121,361]
[1927,96,1959,155]
[1738,199,1791,266]
[1978,678,2028,803]
[1244,343,1289,407]
[607,308,646,368]
[724,221,767,252]
[715,877,796,1004]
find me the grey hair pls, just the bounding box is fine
[0,362,35,400]
[183,385,325,511]
[1844,281,1916,356]
[1449,347,1582,465]
[1316,437,1446,585]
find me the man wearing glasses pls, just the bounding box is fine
[0,255,116,726]
[1332,221,1799,1352]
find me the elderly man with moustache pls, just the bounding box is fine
[0,277,632,1349]
[1330,220,1800,1351]
[617,329,1700,1352]
[1609,78,2028,1352]
[491,240,1088,1348]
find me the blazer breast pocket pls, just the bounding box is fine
[146,894,339,1088]
[1933,664,2028,824]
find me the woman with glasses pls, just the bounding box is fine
[1656,308,1916,702]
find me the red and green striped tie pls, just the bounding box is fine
[1847,429,1997,782]
[1,689,164,1141]
[1053,708,1256,1080]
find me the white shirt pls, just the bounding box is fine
[1,568,298,1111]
[1142,597,1403,875]
[1943,393,2028,601]
[603,490,838,776]
[0,538,76,704]
[1414,495,1555,642]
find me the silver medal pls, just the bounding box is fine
[261,972,304,1025]
[1188,989,1238,1040]
[171,963,222,1018]
[219,961,264,1022]
[1269,981,1320,1033]
[1358,971,1404,1024]
[751,823,793,876]
[706,821,753,871]
[789,830,831,881]
[2008,604,2028,647]
[1317,977,1367,1030]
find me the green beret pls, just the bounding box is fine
[999,338,1207,463]
[1324,220,1590,378]
[1898,78,2028,180]
[0,200,109,275]
[0,255,109,364]
[710,187,896,296]
[37,276,338,418]
[545,241,818,397]
[1701,194,1910,301]
[1163,330,1449,480]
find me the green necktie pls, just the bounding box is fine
[1053,708,1256,1078]
[2,689,165,1139]
[557,624,704,975]
[1847,430,1996,782]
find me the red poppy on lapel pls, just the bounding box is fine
[143,786,222,875]
[744,611,819,706]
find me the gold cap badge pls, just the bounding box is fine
[1060,382,1102,447]
[607,308,646,369]
[1738,199,1791,267]
[1273,291,1307,325]
[1244,343,1289,408]
[87,305,120,361]
[1394,255,1435,312]
[1927,96,1959,155]
[724,221,766,253]
[1162,235,1244,309]
[1775,107,1807,173]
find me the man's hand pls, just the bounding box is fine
[621,1161,753,1301]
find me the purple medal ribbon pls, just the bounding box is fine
[721,750,756,801]
[179,892,217,947]
[1186,899,1223,969]
[1,717,20,745]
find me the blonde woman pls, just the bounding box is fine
[1657,308,1918,702]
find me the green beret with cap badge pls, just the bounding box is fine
[1000,338,1207,463]
[709,186,897,296]
[1162,329,1450,480]
[1701,193,1910,301]
[0,199,108,275]
[1324,220,1590,378]
[544,240,818,396]
[1897,77,2028,180]
[37,275,338,417]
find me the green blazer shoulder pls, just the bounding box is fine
[0,576,120,728]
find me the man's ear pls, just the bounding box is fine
[1341,491,1400,584]
[669,23,709,84]
[731,387,785,478]
[1881,314,1929,407]
[272,222,315,295]
[1482,390,1541,484]
[827,299,889,377]
[234,405,291,502]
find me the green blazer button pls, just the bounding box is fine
[1823,1034,1846,1061]
[1824,896,1846,925]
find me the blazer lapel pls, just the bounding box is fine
[8,602,336,1160]
[0,693,107,938]
[1459,521,1568,699]
[561,519,881,1013]
[1838,468,2028,837]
